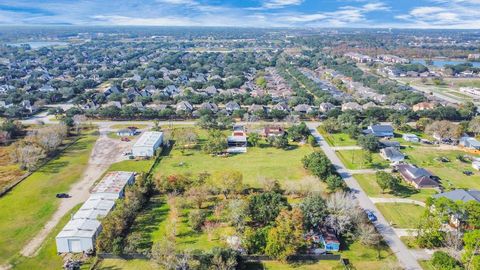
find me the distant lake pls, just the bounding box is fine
[412,59,480,68]
[5,41,69,49]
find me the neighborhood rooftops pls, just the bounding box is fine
[397,164,439,189]
[433,189,480,203]
[364,124,394,137]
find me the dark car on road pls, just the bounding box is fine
[56,193,70,198]
[365,210,377,222]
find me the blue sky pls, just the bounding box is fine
[0,0,480,28]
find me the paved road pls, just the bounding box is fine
[308,123,422,270]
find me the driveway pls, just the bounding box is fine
[370,197,426,207]
[308,123,422,270]
[20,125,134,257]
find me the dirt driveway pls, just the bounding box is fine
[20,127,134,257]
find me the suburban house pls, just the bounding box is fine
[131,131,163,157]
[364,124,394,138]
[227,125,247,153]
[341,102,363,111]
[261,125,285,138]
[225,101,241,114]
[403,134,420,143]
[460,137,480,150]
[319,227,340,252]
[319,102,335,113]
[176,101,193,112]
[380,140,401,149]
[116,128,136,137]
[380,147,405,163]
[56,171,135,253]
[396,164,440,189]
[432,189,480,228]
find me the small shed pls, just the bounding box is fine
[403,134,420,143]
[116,128,135,137]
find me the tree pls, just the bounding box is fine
[248,132,260,147]
[228,199,248,231]
[464,201,480,228]
[416,117,433,131]
[431,251,460,270]
[248,192,290,226]
[173,128,198,150]
[151,238,179,270]
[463,230,480,270]
[243,226,270,255]
[307,135,317,147]
[188,209,206,232]
[213,171,243,199]
[210,248,241,270]
[203,130,227,155]
[268,134,289,149]
[357,134,380,152]
[468,116,480,136]
[300,193,328,230]
[425,121,461,140]
[326,174,346,193]
[302,152,334,180]
[186,185,209,209]
[358,224,382,259]
[325,191,361,235]
[322,118,338,134]
[375,171,399,193]
[287,122,310,142]
[31,124,68,154]
[265,208,305,262]
[416,214,445,248]
[10,141,46,171]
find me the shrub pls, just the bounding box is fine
[189,209,206,232]
[431,251,461,270]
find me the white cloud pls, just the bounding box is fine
[262,0,303,9]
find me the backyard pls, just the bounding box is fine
[354,174,437,202]
[403,146,480,190]
[0,133,98,265]
[376,203,425,228]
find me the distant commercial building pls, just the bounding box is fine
[131,131,163,157]
[56,171,135,253]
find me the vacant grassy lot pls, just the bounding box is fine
[9,205,82,270]
[156,144,315,187]
[317,128,357,147]
[404,147,480,190]
[336,150,389,170]
[0,145,25,191]
[354,174,437,202]
[108,158,156,174]
[0,134,97,264]
[376,203,425,228]
[110,123,149,130]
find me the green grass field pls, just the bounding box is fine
[9,205,83,270]
[376,203,425,228]
[156,144,315,187]
[354,174,437,202]
[336,150,389,170]
[110,123,149,130]
[0,134,98,265]
[404,147,480,190]
[108,159,156,174]
[317,128,357,147]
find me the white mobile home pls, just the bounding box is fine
[131,131,163,157]
[55,219,101,253]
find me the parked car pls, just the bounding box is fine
[56,193,70,198]
[121,137,131,142]
[365,210,377,222]
[463,170,474,176]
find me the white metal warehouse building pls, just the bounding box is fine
[56,171,135,253]
[131,131,163,157]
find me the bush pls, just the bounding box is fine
[431,251,461,270]
[189,209,207,232]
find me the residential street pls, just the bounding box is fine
[308,123,422,270]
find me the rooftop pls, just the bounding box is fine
[56,218,101,239]
[91,171,135,196]
[133,131,163,148]
[433,189,480,203]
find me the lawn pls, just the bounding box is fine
[317,128,357,147]
[108,158,156,174]
[156,144,315,188]
[336,150,389,170]
[0,133,98,264]
[9,205,84,270]
[354,174,437,202]
[96,241,397,270]
[404,147,480,190]
[110,123,149,130]
[376,203,425,228]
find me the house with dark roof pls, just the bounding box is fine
[380,147,405,163]
[396,164,440,189]
[364,125,394,138]
[319,227,340,252]
[225,101,241,114]
[432,189,480,228]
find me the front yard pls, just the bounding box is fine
[336,150,389,170]
[376,203,425,228]
[317,128,357,147]
[354,174,437,202]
